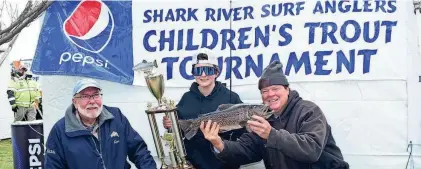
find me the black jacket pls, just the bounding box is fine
[177,81,245,169]
[215,90,349,169]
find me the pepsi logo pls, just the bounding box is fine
[63,0,114,53]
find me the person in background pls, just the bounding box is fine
[201,61,349,169]
[162,49,246,169]
[44,79,156,169]
[7,65,41,121]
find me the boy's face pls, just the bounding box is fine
[193,63,218,87]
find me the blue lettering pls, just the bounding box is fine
[304,22,319,44]
[363,1,373,12]
[154,9,164,22]
[216,57,224,78]
[225,56,243,79]
[143,10,152,23]
[352,1,363,12]
[261,4,271,18]
[285,51,311,75]
[177,30,184,50]
[363,21,380,43]
[313,1,324,14]
[143,30,156,52]
[245,54,263,77]
[159,30,175,51]
[162,57,179,80]
[358,49,377,73]
[205,8,216,21]
[278,24,292,46]
[200,29,218,49]
[382,21,397,43]
[221,29,236,50]
[180,56,194,80]
[244,6,255,20]
[176,9,186,21]
[186,29,199,51]
[337,50,355,74]
[238,27,252,49]
[340,20,360,43]
[388,0,396,13]
[165,10,175,22]
[255,25,270,47]
[314,51,332,75]
[321,22,338,44]
[338,1,351,13]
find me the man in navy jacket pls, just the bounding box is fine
[44,79,156,169]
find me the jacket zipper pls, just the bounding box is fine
[91,127,106,169]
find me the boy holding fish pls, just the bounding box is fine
[162,49,246,169]
[200,61,349,169]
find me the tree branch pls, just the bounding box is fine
[0,0,53,46]
[0,0,33,36]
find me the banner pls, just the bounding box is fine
[31,0,405,87]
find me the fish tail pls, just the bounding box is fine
[178,119,199,140]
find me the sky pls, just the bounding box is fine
[0,0,44,61]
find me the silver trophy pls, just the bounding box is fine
[133,60,193,169]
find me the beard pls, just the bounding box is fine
[76,103,103,119]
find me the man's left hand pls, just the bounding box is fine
[247,115,272,139]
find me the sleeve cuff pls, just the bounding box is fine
[214,141,232,161]
[265,128,285,149]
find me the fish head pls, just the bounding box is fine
[247,104,272,119]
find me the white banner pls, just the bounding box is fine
[132,0,405,87]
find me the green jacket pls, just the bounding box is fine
[7,78,41,108]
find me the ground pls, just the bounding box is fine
[0,139,12,169]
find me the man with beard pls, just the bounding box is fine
[200,61,349,169]
[44,79,156,169]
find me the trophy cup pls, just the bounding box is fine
[133,60,193,169]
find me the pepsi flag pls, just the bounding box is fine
[32,0,406,87]
[32,0,134,85]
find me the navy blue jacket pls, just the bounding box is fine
[176,81,246,169]
[44,105,157,169]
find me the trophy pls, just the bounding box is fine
[133,60,193,169]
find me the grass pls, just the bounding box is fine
[0,139,13,169]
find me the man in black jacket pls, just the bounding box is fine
[200,61,349,169]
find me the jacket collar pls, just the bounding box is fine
[64,104,114,137]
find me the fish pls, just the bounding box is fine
[132,60,158,72]
[178,103,272,140]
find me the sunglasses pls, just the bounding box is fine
[192,66,217,76]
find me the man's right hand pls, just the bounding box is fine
[200,120,224,152]
[162,116,172,129]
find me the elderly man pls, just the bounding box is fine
[45,79,156,169]
[200,61,349,169]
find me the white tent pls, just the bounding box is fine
[2,1,421,169]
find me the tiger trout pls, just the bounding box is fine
[178,103,272,140]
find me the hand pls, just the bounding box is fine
[162,116,172,129]
[200,120,224,151]
[32,102,39,109]
[247,115,272,139]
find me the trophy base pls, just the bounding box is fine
[160,163,195,169]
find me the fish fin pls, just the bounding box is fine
[265,112,273,119]
[239,121,252,132]
[178,119,199,140]
[217,104,235,111]
[220,125,242,133]
[184,127,199,140]
[178,120,192,132]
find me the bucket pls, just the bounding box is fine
[11,120,44,169]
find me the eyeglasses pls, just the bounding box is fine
[192,66,217,76]
[74,93,102,101]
